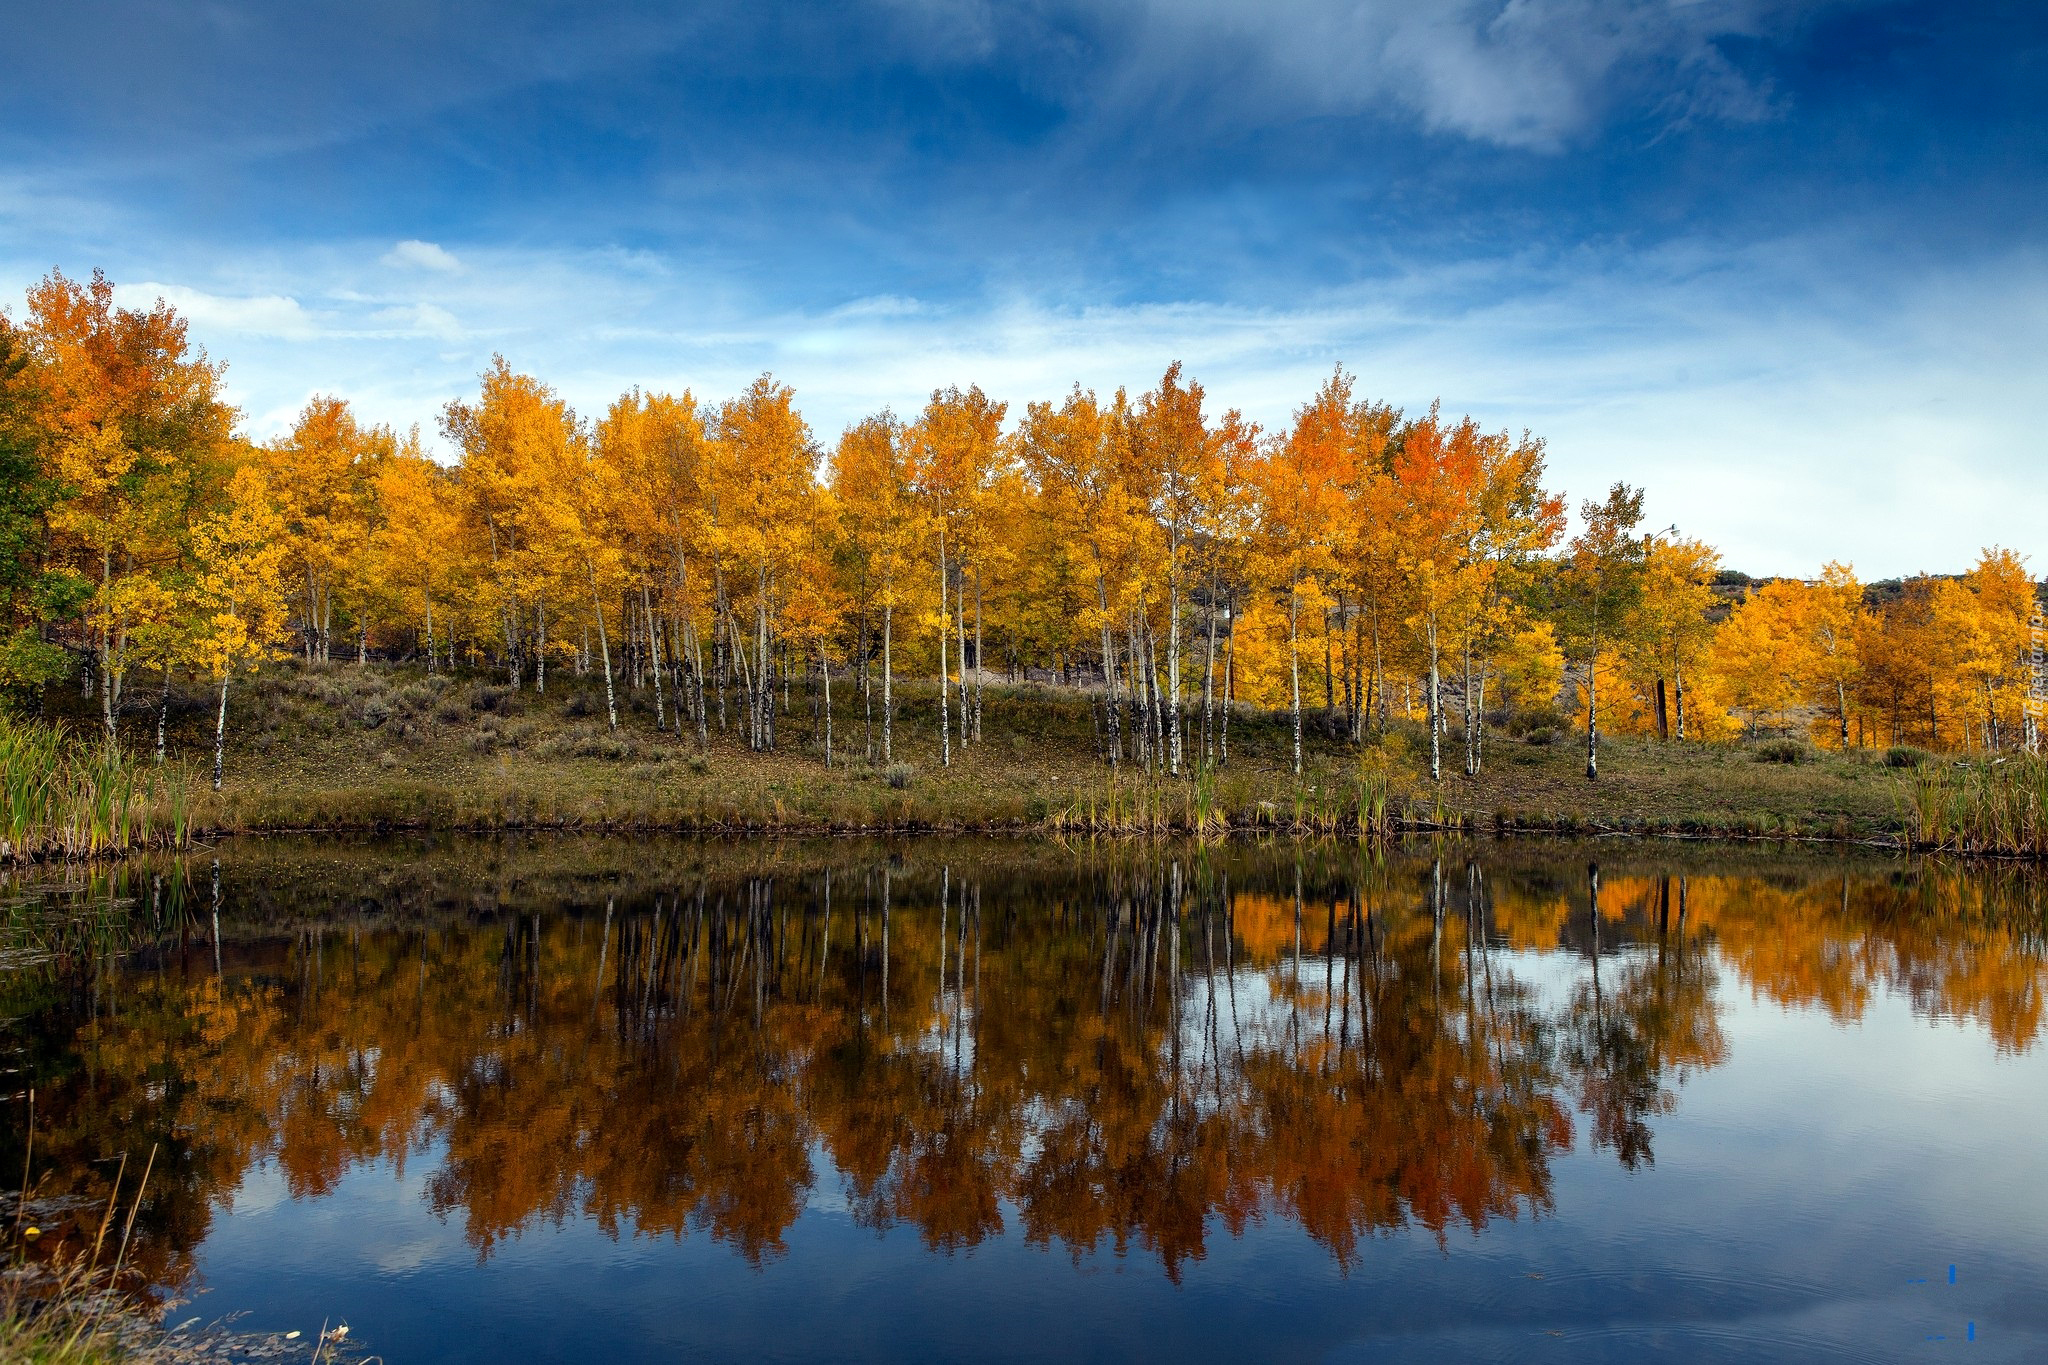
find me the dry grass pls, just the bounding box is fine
[16,660,1957,851]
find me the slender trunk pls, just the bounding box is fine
[156,668,171,765]
[1585,639,1600,780]
[1289,589,1303,777]
[1427,619,1441,782]
[1473,658,1488,774]
[1222,588,1235,766]
[1201,569,1218,768]
[973,569,984,744]
[1838,679,1850,750]
[536,599,547,693]
[882,601,894,765]
[1168,544,1182,776]
[938,530,951,767]
[589,573,617,732]
[424,591,437,676]
[822,641,833,767]
[212,674,229,791]
[1462,636,1477,778]
[1322,606,1334,714]
[1096,574,1119,767]
[956,562,970,747]
[692,621,709,748]
[1675,656,1686,741]
[644,586,667,733]
[99,545,115,740]
[1372,612,1387,730]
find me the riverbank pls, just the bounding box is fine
[35,661,1968,851]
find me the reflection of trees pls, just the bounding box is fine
[2,843,2041,1298]
[1561,869,1725,1170]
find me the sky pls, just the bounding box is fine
[2,0,2043,575]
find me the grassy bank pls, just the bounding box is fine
[20,659,2022,855]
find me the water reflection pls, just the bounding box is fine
[2,839,2043,1304]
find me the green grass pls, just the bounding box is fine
[0,715,195,863]
[6,659,1987,853]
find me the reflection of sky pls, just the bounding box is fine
[183,942,2048,1363]
[4,2,2044,575]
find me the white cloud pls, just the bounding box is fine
[117,282,318,339]
[23,227,2045,580]
[381,239,463,273]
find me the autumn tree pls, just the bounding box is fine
[373,443,460,672]
[1630,535,1719,741]
[1555,483,1647,780]
[26,269,236,739]
[261,396,394,663]
[186,465,291,788]
[708,375,819,752]
[830,412,919,763]
[1255,373,1352,775]
[910,385,1006,765]
[441,357,572,690]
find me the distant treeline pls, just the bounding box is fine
[2,268,2041,786]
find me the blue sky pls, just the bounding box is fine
[3,0,2043,574]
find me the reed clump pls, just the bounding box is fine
[1050,767,1406,839]
[1902,755,2048,858]
[0,715,195,864]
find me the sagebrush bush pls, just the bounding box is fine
[1507,706,1568,738]
[1755,738,1811,765]
[1885,745,1930,769]
[885,762,915,789]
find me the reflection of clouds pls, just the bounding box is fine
[18,848,2047,1294]
[369,1236,450,1275]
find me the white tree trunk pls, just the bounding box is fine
[212,674,229,791]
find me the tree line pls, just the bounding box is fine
[2,269,2040,786]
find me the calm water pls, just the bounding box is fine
[5,838,2047,1362]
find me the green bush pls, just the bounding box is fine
[885,762,915,789]
[1884,744,1930,769]
[1507,706,1568,738]
[1755,738,1811,765]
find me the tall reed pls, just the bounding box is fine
[1902,755,2048,858]
[0,715,196,864]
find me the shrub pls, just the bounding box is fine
[885,762,915,789]
[469,684,509,714]
[1507,706,1568,738]
[1885,745,1930,769]
[360,697,391,729]
[1523,727,1557,747]
[1755,738,1811,765]
[686,754,709,774]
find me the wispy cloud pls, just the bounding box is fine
[890,0,1854,149]
[43,227,2043,577]
[380,240,463,273]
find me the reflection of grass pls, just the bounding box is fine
[15,660,1979,851]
